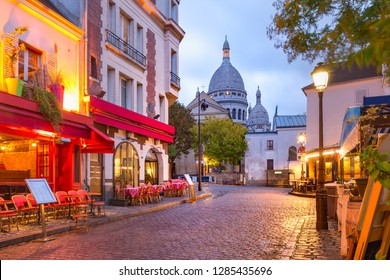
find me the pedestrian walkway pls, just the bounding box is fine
[0,185,343,260]
[0,191,211,249]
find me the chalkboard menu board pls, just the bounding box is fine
[25,179,57,204]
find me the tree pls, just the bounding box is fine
[190,117,248,167]
[168,101,196,176]
[267,0,390,79]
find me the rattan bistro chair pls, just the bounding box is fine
[0,197,19,232]
[11,195,38,224]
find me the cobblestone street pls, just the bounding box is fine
[0,186,342,260]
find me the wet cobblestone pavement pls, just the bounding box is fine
[0,185,342,260]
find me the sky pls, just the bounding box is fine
[178,0,316,116]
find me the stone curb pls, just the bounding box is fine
[0,192,212,249]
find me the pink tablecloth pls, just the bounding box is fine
[124,187,140,198]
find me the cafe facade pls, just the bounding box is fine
[0,1,113,197]
[1,0,184,203]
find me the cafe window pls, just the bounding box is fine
[114,142,139,192]
[267,140,274,150]
[145,150,158,185]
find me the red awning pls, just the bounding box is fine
[82,125,114,154]
[90,96,174,143]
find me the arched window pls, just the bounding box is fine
[232,108,236,119]
[238,109,241,120]
[145,150,158,185]
[288,146,298,161]
[113,142,139,197]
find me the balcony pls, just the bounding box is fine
[170,71,180,88]
[106,29,146,67]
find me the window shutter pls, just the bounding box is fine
[3,33,16,78]
[46,52,57,82]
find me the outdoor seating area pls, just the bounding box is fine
[290,179,316,194]
[121,179,189,206]
[0,189,107,233]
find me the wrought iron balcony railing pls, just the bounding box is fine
[170,71,180,87]
[106,29,146,67]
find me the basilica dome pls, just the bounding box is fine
[208,38,245,93]
[247,87,271,131]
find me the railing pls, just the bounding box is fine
[170,71,180,87]
[106,29,146,67]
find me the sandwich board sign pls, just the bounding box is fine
[25,178,57,241]
[25,178,57,204]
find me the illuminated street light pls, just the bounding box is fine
[297,132,306,180]
[197,91,208,191]
[311,62,329,230]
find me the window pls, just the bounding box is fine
[137,83,143,114]
[136,24,143,53]
[288,146,298,161]
[120,13,133,46]
[171,0,178,22]
[232,108,236,119]
[90,55,98,79]
[109,1,116,32]
[267,140,274,150]
[120,78,127,108]
[120,77,133,109]
[18,45,42,82]
[267,159,274,170]
[355,89,368,106]
[114,142,139,197]
[238,109,241,120]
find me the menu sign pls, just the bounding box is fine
[25,179,57,204]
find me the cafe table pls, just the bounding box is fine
[87,192,102,215]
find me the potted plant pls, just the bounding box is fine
[4,26,28,96]
[354,106,390,200]
[49,69,68,107]
[32,87,63,132]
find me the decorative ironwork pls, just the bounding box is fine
[106,29,146,67]
[170,71,180,87]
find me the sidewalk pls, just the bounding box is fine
[0,191,211,249]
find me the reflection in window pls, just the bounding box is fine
[145,150,158,185]
[114,142,139,195]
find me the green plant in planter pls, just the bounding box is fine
[4,26,28,78]
[360,144,390,195]
[32,87,63,132]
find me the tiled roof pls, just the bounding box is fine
[302,62,382,91]
[274,115,306,128]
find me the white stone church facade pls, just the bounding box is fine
[175,37,306,186]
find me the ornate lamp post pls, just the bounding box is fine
[197,91,208,191]
[311,62,329,230]
[297,132,306,180]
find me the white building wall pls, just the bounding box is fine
[245,132,277,185]
[305,77,385,151]
[100,0,183,188]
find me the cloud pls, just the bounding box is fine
[178,0,315,116]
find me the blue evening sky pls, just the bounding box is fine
[178,0,316,116]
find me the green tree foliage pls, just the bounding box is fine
[190,117,248,166]
[168,101,196,164]
[267,0,390,79]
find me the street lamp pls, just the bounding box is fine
[311,62,329,230]
[197,91,208,191]
[297,132,306,180]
